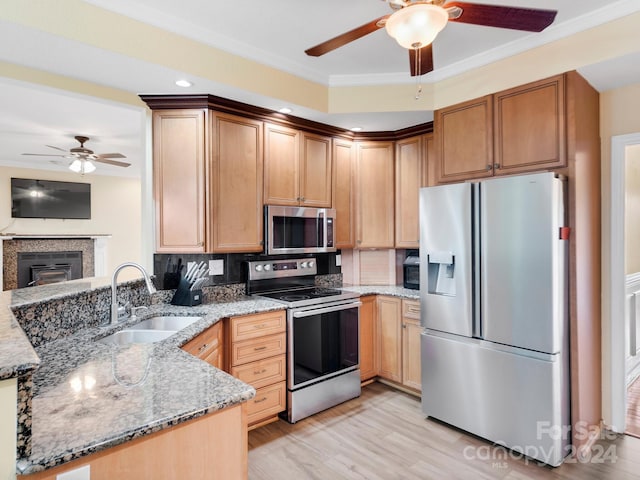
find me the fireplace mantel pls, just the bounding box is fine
[1,235,111,291]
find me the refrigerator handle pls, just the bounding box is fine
[472,182,482,338]
[631,292,638,357]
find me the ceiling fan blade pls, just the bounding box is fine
[22,153,67,157]
[97,153,126,159]
[93,158,131,167]
[46,145,68,152]
[445,2,557,32]
[305,15,389,56]
[409,45,434,77]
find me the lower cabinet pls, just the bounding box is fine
[181,320,224,369]
[376,296,422,393]
[227,310,287,429]
[359,295,378,382]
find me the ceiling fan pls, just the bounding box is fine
[22,135,130,174]
[305,0,558,76]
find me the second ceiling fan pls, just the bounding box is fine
[305,0,558,76]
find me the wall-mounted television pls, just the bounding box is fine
[11,178,91,219]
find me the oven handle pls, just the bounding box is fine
[292,301,362,318]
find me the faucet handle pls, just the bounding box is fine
[131,305,149,320]
[117,301,130,320]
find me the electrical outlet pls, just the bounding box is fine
[209,259,224,276]
[57,465,90,480]
[336,254,342,267]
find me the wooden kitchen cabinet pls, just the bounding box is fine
[333,138,356,248]
[376,296,402,383]
[227,310,287,429]
[395,134,432,248]
[264,124,332,207]
[151,109,263,253]
[434,95,494,184]
[401,299,422,392]
[493,74,566,174]
[152,109,207,253]
[210,112,264,252]
[355,141,395,248]
[359,295,377,382]
[181,320,224,370]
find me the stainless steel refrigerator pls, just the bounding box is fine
[419,172,570,467]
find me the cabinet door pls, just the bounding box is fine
[333,139,355,248]
[377,296,402,382]
[435,95,494,183]
[300,132,332,207]
[181,321,224,370]
[356,142,395,248]
[395,136,422,248]
[153,109,207,253]
[211,112,264,252]
[263,123,300,205]
[493,74,566,174]
[402,300,422,391]
[423,133,435,187]
[359,295,377,381]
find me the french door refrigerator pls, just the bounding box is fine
[419,172,570,467]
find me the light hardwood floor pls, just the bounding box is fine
[248,382,640,480]
[627,376,640,439]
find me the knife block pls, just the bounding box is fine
[170,277,202,306]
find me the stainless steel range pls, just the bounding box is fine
[247,257,361,423]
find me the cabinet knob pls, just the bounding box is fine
[486,164,493,171]
[493,163,501,169]
[300,196,305,202]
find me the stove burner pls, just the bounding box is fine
[280,294,312,302]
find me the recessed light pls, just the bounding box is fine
[175,79,192,88]
[351,127,362,132]
[279,107,292,114]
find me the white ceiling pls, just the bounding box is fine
[1,0,640,177]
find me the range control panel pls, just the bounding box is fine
[247,258,317,281]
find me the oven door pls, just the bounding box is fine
[288,300,360,390]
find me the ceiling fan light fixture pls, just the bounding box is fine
[69,159,96,175]
[385,4,448,49]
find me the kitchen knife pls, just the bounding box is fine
[184,262,197,282]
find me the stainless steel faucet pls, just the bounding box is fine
[111,262,157,325]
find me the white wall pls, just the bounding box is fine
[0,166,142,279]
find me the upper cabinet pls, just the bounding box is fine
[151,109,264,253]
[493,74,566,175]
[395,134,433,249]
[333,139,356,249]
[434,74,567,184]
[210,112,264,253]
[355,141,395,249]
[153,109,207,253]
[264,124,332,207]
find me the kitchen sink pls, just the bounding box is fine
[132,316,202,331]
[96,315,203,346]
[97,329,174,346]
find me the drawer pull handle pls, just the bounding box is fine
[198,343,209,353]
[255,396,268,403]
[253,323,269,329]
[254,369,267,375]
[254,346,267,351]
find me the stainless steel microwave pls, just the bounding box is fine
[265,205,336,255]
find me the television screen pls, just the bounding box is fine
[11,178,91,219]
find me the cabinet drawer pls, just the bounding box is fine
[402,299,421,320]
[231,332,286,366]
[247,381,286,425]
[230,354,286,389]
[181,322,222,359]
[230,310,286,342]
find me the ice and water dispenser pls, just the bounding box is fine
[426,252,456,296]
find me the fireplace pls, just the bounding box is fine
[17,251,83,288]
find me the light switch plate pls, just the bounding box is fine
[336,254,342,267]
[209,259,224,276]
[57,465,90,480]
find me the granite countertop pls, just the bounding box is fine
[15,296,286,475]
[3,281,418,475]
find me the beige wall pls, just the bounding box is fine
[0,166,142,279]
[0,378,16,480]
[625,145,640,275]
